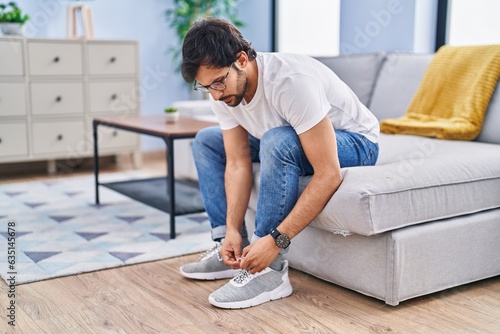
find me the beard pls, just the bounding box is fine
[221,68,247,107]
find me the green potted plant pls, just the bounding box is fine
[0,2,29,36]
[165,0,244,72]
[164,106,180,123]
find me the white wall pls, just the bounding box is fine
[448,0,500,45]
[276,0,340,56]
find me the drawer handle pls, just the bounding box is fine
[53,56,60,63]
[111,94,117,100]
[112,130,118,137]
[57,134,63,141]
[0,138,2,144]
[56,96,62,102]
[110,57,116,63]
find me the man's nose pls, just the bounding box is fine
[211,89,224,100]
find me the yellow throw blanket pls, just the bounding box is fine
[380,45,500,140]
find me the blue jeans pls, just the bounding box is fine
[192,126,379,241]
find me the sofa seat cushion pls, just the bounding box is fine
[249,134,500,236]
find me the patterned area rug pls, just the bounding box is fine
[0,173,213,285]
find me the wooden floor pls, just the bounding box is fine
[1,153,500,334]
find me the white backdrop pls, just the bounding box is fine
[449,0,500,45]
[276,0,340,56]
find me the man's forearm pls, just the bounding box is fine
[279,172,342,239]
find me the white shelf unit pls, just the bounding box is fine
[0,37,141,173]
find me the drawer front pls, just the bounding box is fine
[0,83,26,116]
[89,81,137,113]
[32,121,84,154]
[0,41,24,76]
[99,127,139,149]
[88,44,137,75]
[0,123,28,157]
[31,82,84,115]
[28,42,83,76]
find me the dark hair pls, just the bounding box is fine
[181,17,257,83]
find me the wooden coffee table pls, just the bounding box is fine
[93,115,217,239]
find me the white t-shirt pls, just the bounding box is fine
[210,52,380,143]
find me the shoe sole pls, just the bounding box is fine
[180,267,239,280]
[208,277,293,309]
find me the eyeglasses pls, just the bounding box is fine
[193,64,232,93]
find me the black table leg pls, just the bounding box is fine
[165,137,176,239]
[93,121,100,205]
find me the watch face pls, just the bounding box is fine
[276,234,290,248]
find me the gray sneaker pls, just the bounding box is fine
[180,242,239,280]
[208,260,293,309]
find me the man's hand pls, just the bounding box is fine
[239,235,280,274]
[220,229,243,269]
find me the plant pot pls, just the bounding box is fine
[0,23,25,36]
[165,111,180,123]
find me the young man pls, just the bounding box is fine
[179,18,379,309]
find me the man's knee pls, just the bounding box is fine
[260,126,300,160]
[193,126,223,156]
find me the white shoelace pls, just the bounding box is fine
[199,243,222,261]
[233,270,251,284]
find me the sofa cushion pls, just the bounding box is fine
[369,53,433,120]
[476,82,500,144]
[315,52,385,107]
[309,134,500,236]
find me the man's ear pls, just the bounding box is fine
[236,51,248,69]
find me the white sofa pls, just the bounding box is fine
[177,52,500,306]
